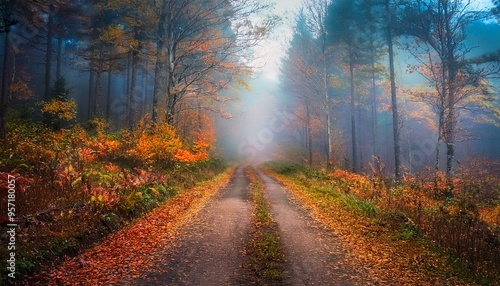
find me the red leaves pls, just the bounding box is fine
[0,172,34,193]
[40,169,233,285]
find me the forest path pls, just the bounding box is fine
[130,166,253,285]
[131,165,367,285]
[39,165,369,285]
[256,167,366,285]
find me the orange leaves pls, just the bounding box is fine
[173,130,213,164]
[39,98,78,121]
[329,168,375,199]
[200,42,210,51]
[124,120,215,166]
[43,169,233,285]
[99,139,121,154]
[265,167,467,285]
[173,131,212,164]
[127,123,182,166]
[10,79,35,100]
[104,163,120,173]
[174,148,209,163]
[78,147,95,163]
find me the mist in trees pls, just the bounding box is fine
[1,0,499,187]
[0,0,277,140]
[278,0,500,186]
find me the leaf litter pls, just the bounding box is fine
[32,169,234,285]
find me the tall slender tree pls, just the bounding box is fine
[399,0,499,189]
[281,10,321,166]
[386,0,402,182]
[0,0,17,141]
[328,0,369,172]
[304,0,335,168]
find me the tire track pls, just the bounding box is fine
[130,166,367,285]
[256,167,366,285]
[132,166,252,285]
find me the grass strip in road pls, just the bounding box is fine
[244,167,287,285]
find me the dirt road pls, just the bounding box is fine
[132,166,252,285]
[257,168,365,285]
[131,166,364,285]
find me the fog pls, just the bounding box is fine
[215,75,290,163]
[1,0,499,176]
[216,0,500,175]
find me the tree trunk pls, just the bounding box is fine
[0,32,11,141]
[445,65,457,190]
[433,108,444,190]
[322,50,332,169]
[94,49,103,118]
[43,13,54,126]
[87,68,94,120]
[56,36,62,80]
[106,55,112,121]
[349,58,358,173]
[386,0,401,183]
[152,0,167,123]
[44,13,54,102]
[306,102,313,167]
[444,2,456,191]
[128,48,139,129]
[166,6,177,125]
[370,61,378,160]
[142,62,148,119]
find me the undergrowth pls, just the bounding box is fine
[264,161,500,285]
[0,159,226,284]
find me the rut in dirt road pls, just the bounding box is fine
[129,166,366,286]
[256,168,366,286]
[131,167,252,285]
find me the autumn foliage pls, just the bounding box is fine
[266,161,500,284]
[0,110,222,282]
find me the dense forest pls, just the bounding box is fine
[279,0,500,179]
[0,0,277,281]
[0,0,276,215]
[1,0,500,284]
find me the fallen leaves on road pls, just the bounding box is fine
[265,169,474,286]
[35,168,233,285]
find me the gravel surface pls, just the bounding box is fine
[132,166,366,285]
[132,166,252,285]
[257,168,366,286]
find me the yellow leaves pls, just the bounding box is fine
[39,99,77,121]
[98,25,126,44]
[480,205,500,227]
[235,78,252,91]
